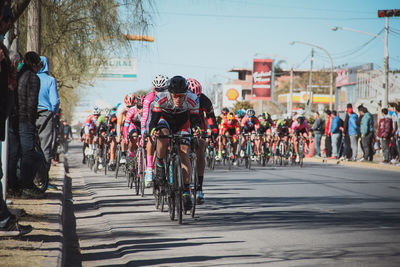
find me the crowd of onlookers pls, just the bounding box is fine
[312,103,400,165]
[0,1,72,236]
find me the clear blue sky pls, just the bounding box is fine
[75,0,400,118]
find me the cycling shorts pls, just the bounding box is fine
[156,118,191,146]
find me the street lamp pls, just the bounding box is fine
[332,25,389,108]
[290,41,334,110]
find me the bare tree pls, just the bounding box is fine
[14,0,154,120]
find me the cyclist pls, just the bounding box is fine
[218,107,229,125]
[141,74,169,187]
[123,96,143,159]
[240,109,260,160]
[96,110,109,170]
[256,113,270,160]
[107,107,118,170]
[236,109,246,125]
[83,106,101,162]
[217,112,240,162]
[187,78,218,204]
[116,93,136,164]
[273,118,290,158]
[149,76,201,211]
[291,113,310,162]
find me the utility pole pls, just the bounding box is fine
[307,48,314,113]
[27,0,41,53]
[383,17,389,108]
[377,9,400,107]
[289,67,293,116]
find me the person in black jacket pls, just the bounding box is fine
[312,111,323,157]
[0,2,33,236]
[7,51,45,199]
[343,103,353,160]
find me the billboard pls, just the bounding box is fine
[252,58,273,100]
[98,58,137,80]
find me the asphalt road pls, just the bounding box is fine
[65,143,400,266]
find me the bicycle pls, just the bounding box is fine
[33,133,49,192]
[187,137,199,218]
[114,142,127,179]
[205,135,217,170]
[243,133,255,169]
[136,140,146,197]
[298,135,305,168]
[154,133,193,224]
[222,135,234,170]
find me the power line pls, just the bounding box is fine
[214,0,376,15]
[158,12,379,21]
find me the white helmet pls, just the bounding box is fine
[93,106,101,115]
[271,114,278,120]
[152,74,169,90]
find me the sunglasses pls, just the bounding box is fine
[171,93,186,99]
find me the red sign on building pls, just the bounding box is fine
[252,58,273,100]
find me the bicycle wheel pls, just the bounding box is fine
[104,142,108,176]
[139,147,146,197]
[299,139,304,168]
[93,148,99,173]
[226,142,232,170]
[174,156,183,224]
[248,143,252,170]
[115,144,121,179]
[211,148,216,170]
[190,154,198,218]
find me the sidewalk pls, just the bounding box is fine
[0,161,65,267]
[304,155,400,172]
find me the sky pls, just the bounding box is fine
[74,0,400,121]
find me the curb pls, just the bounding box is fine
[304,157,400,172]
[42,160,65,267]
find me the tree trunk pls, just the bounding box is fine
[12,0,32,22]
[26,0,41,53]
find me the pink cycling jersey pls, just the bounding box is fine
[291,120,310,132]
[140,91,156,135]
[123,106,141,141]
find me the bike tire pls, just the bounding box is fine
[104,143,108,176]
[93,148,98,173]
[115,144,121,179]
[211,148,216,170]
[191,155,198,218]
[226,143,232,170]
[174,156,183,224]
[139,148,146,197]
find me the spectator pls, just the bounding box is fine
[61,119,73,155]
[312,111,323,157]
[0,2,32,236]
[357,105,365,157]
[394,104,400,166]
[360,106,374,162]
[348,105,359,161]
[324,109,332,157]
[330,110,341,159]
[390,105,399,164]
[343,103,353,160]
[36,56,60,170]
[7,51,45,198]
[378,108,393,163]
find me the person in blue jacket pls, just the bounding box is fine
[36,56,60,171]
[330,110,342,159]
[347,107,359,161]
